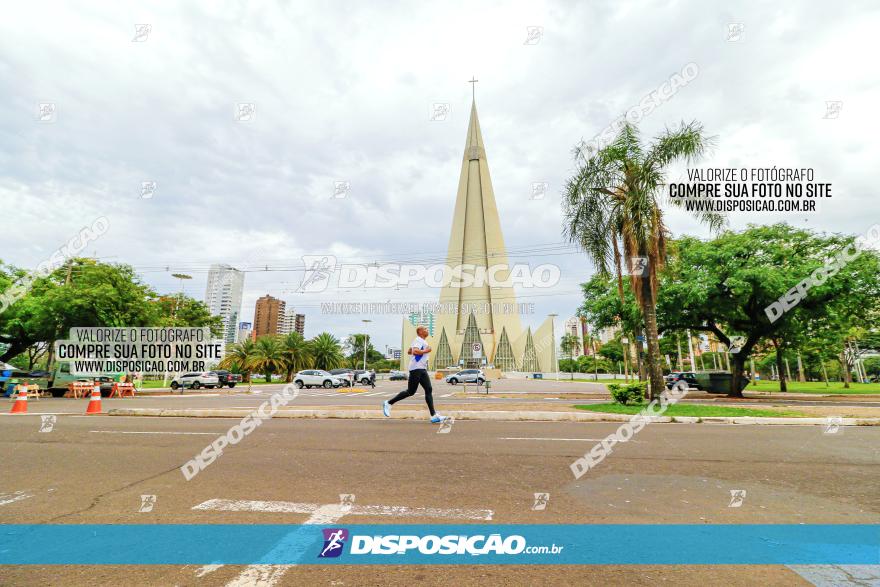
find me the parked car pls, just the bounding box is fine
[329,368,376,386]
[664,371,700,390]
[389,370,407,381]
[445,369,485,385]
[330,368,355,386]
[170,371,220,391]
[210,370,243,388]
[293,370,344,389]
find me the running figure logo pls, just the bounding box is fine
[318,528,349,558]
[298,255,337,293]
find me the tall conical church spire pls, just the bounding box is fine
[434,98,523,366]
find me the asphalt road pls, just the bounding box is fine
[11,379,880,416]
[2,407,879,585]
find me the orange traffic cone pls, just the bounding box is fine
[85,385,102,415]
[10,383,28,414]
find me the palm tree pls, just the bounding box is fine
[560,333,580,381]
[219,339,256,391]
[563,121,723,399]
[310,332,344,371]
[249,336,286,383]
[280,331,311,382]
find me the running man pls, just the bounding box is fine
[383,326,447,423]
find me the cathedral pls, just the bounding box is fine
[400,99,556,374]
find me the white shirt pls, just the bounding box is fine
[408,336,430,371]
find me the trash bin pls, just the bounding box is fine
[694,371,749,394]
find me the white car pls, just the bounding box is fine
[170,371,220,391]
[293,370,344,389]
[445,369,486,385]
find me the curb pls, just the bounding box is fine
[105,408,880,426]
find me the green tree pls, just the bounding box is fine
[559,333,580,380]
[0,259,158,363]
[597,339,625,364]
[149,295,223,335]
[310,332,344,371]
[280,331,311,382]
[219,339,256,391]
[1,258,222,364]
[344,333,383,369]
[657,225,880,395]
[563,121,721,398]
[249,336,285,382]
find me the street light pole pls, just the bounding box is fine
[361,319,372,371]
[167,273,192,388]
[548,314,558,381]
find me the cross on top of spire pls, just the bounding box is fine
[468,76,478,101]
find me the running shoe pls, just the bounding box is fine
[430,414,447,424]
[383,401,391,417]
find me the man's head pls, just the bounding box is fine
[416,326,429,339]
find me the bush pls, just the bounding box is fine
[608,381,646,405]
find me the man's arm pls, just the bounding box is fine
[411,346,432,355]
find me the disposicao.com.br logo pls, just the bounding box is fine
[319,529,563,558]
[297,255,561,292]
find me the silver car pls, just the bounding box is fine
[445,369,485,385]
[293,370,344,389]
[170,371,220,390]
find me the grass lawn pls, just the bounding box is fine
[574,403,808,418]
[746,380,880,394]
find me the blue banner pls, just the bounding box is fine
[0,524,878,565]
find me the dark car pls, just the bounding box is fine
[209,370,242,389]
[389,370,407,381]
[665,371,699,390]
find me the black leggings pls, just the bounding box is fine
[388,369,435,416]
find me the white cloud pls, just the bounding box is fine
[1,0,877,348]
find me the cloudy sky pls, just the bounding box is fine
[2,0,877,350]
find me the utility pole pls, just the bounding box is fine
[676,333,683,371]
[361,319,372,371]
[167,273,192,387]
[686,329,696,372]
[548,314,559,381]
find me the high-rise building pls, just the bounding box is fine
[204,264,244,345]
[279,311,306,336]
[564,317,584,357]
[253,295,285,338]
[598,325,621,345]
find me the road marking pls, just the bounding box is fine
[194,564,224,577]
[788,564,880,586]
[500,437,640,442]
[89,430,222,435]
[220,503,353,587]
[196,498,493,586]
[0,492,33,507]
[193,499,493,520]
